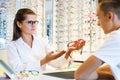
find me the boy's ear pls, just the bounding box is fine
[107,11,114,20]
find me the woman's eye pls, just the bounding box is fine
[28,21,33,24]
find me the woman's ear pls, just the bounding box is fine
[17,21,22,28]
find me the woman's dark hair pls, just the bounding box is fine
[12,8,36,41]
[98,0,120,19]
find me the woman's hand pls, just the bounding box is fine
[46,50,66,62]
[40,50,66,66]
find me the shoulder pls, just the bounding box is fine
[109,29,120,40]
[8,41,16,47]
[8,38,21,47]
[7,41,18,52]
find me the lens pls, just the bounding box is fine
[33,21,39,25]
[27,20,39,25]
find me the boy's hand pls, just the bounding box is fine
[65,39,85,59]
[68,39,86,51]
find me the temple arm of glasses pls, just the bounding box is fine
[80,47,83,55]
[73,60,84,63]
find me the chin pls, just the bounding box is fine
[31,30,35,33]
[104,31,108,34]
[104,30,111,34]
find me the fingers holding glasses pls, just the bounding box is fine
[67,39,86,51]
[76,39,86,50]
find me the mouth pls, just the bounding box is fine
[31,28,35,31]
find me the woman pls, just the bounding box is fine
[7,8,85,73]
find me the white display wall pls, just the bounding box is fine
[0,0,106,60]
[52,0,106,60]
[5,0,45,45]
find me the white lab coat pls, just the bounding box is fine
[7,35,68,73]
[94,29,120,80]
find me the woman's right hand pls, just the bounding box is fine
[45,50,66,62]
[40,50,66,66]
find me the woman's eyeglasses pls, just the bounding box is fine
[23,20,39,26]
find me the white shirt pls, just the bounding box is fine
[7,36,68,73]
[94,29,120,80]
